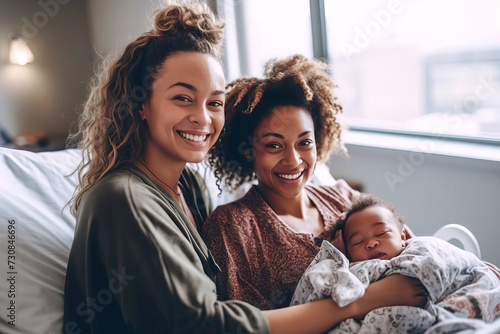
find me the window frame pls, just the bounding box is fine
[214,0,500,147]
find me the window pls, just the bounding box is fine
[221,0,313,79]
[221,0,500,143]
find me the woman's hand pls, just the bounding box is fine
[375,275,428,307]
[351,274,428,318]
[264,275,428,334]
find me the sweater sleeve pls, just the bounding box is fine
[78,173,269,334]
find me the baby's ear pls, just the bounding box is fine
[332,229,347,256]
[401,228,407,244]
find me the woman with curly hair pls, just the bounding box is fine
[63,2,235,332]
[204,54,426,314]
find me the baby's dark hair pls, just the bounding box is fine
[333,194,406,242]
[208,54,344,192]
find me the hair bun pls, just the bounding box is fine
[153,2,224,48]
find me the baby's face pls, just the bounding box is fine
[344,205,406,262]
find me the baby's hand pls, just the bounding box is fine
[332,230,347,256]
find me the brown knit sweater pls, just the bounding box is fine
[203,181,359,310]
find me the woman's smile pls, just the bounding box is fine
[177,130,211,148]
[276,170,305,181]
[178,131,209,143]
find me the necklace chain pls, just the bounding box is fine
[138,159,180,196]
[138,159,193,226]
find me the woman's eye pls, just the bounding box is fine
[174,96,191,103]
[209,101,224,108]
[299,139,314,147]
[265,143,281,149]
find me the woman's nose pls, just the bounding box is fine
[282,148,302,167]
[189,105,211,125]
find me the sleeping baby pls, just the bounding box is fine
[291,194,500,334]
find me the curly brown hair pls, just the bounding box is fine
[208,54,344,192]
[68,1,224,215]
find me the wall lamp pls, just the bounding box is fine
[9,35,34,65]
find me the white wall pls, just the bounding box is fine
[327,139,500,266]
[86,0,165,56]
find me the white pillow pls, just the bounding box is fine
[0,148,81,334]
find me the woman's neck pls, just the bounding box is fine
[258,184,325,236]
[257,184,311,218]
[135,148,186,193]
[134,149,198,230]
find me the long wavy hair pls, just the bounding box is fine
[68,1,224,215]
[208,54,344,192]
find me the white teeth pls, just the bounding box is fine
[180,132,207,142]
[277,172,302,180]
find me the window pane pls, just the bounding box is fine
[325,0,500,141]
[226,0,313,80]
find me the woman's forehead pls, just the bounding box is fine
[157,52,225,91]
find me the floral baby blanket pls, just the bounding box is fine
[291,237,500,333]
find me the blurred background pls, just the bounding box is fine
[2,0,499,145]
[0,0,164,148]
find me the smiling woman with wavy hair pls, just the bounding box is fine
[69,1,224,215]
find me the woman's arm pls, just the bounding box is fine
[71,177,270,333]
[264,275,426,334]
